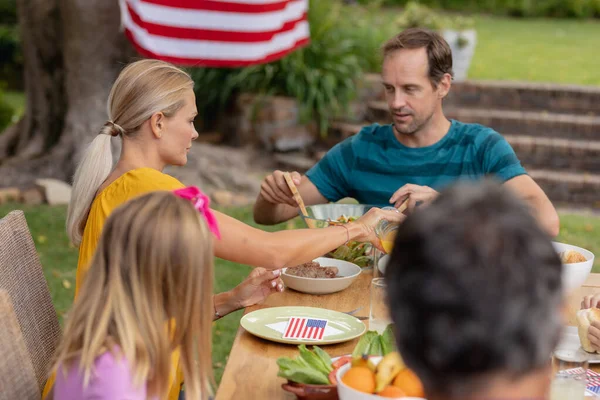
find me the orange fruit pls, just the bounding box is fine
[378,385,407,398]
[341,366,376,394]
[392,368,425,397]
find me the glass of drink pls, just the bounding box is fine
[550,353,588,400]
[369,278,392,334]
[375,218,399,255]
[372,249,390,279]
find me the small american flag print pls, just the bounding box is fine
[283,317,328,341]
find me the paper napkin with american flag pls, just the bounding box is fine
[283,317,328,341]
[564,367,600,396]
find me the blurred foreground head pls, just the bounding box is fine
[386,180,562,399]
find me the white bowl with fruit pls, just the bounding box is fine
[277,326,425,399]
[336,352,426,400]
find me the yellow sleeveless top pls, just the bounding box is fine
[75,168,185,295]
[43,168,186,400]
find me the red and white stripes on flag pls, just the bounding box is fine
[283,317,328,340]
[119,0,310,67]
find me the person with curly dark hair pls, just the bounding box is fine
[386,180,563,400]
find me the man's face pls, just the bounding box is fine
[381,47,442,136]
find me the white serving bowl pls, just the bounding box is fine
[379,242,594,295]
[553,241,595,294]
[282,257,362,295]
[336,357,427,400]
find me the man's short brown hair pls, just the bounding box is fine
[382,28,454,87]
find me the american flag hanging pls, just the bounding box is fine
[283,317,328,340]
[119,0,310,67]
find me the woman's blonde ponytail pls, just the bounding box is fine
[66,123,122,245]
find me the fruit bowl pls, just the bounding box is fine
[336,357,427,400]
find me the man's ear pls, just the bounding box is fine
[437,73,452,99]
[150,112,165,139]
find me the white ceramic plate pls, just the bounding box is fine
[282,257,362,295]
[555,326,600,363]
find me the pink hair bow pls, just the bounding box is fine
[173,186,221,240]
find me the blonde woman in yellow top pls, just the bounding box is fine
[44,60,402,400]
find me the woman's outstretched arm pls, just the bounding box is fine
[213,207,403,270]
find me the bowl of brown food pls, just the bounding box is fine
[553,241,595,294]
[282,257,362,295]
[300,204,376,269]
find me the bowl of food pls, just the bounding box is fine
[300,204,376,268]
[553,241,595,294]
[282,257,362,295]
[278,329,399,399]
[336,353,426,400]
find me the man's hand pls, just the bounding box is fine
[259,170,302,206]
[582,294,600,310]
[590,320,600,352]
[389,184,439,212]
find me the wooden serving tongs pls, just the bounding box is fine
[396,198,410,214]
[283,172,309,218]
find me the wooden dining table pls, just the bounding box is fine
[215,271,600,399]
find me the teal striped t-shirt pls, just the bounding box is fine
[306,120,527,206]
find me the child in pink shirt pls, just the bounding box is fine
[52,189,233,400]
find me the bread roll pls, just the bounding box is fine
[560,250,587,264]
[576,308,600,353]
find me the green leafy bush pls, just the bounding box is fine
[191,0,363,136]
[0,0,17,24]
[0,0,22,89]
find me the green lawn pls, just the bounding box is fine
[1,202,599,385]
[470,16,600,85]
[348,5,600,85]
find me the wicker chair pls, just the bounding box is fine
[0,210,61,397]
[0,289,40,400]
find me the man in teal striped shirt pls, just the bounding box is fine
[254,28,559,236]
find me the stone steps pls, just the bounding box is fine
[362,73,600,116]
[530,169,600,210]
[446,80,600,117]
[366,101,600,141]
[505,134,600,173]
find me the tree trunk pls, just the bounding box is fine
[0,0,134,187]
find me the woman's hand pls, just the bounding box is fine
[348,207,405,250]
[215,268,284,318]
[233,267,284,308]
